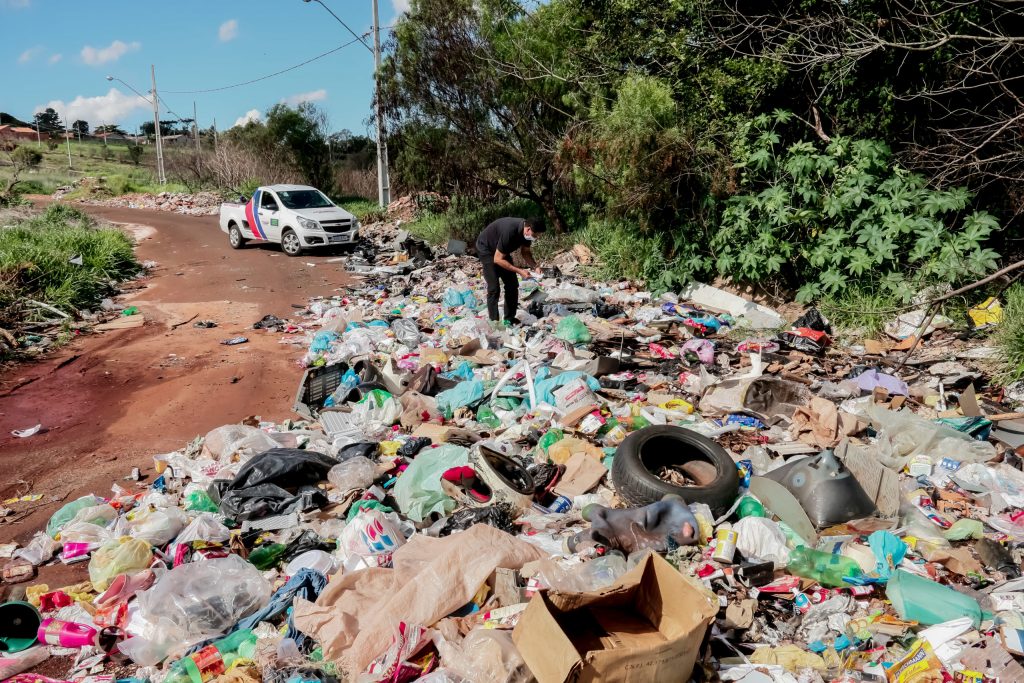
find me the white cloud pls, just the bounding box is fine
[48,53,61,64]
[281,89,327,107]
[36,88,151,126]
[18,45,42,63]
[3,0,31,8]
[218,19,238,42]
[80,40,140,66]
[391,0,410,13]
[232,109,262,128]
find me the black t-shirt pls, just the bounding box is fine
[476,217,527,258]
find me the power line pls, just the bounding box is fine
[162,34,369,95]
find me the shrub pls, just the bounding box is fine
[714,111,1001,303]
[996,284,1024,385]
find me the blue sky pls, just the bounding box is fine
[1,0,409,135]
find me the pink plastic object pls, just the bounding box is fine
[37,618,98,648]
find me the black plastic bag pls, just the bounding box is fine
[253,314,286,330]
[398,437,432,458]
[225,449,336,491]
[593,302,625,319]
[281,529,336,562]
[219,483,327,521]
[438,503,517,537]
[337,442,379,462]
[792,308,833,334]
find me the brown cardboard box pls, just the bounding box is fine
[512,553,717,683]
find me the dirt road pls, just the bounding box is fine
[0,202,352,545]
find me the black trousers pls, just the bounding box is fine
[480,256,518,321]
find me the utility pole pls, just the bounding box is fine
[151,64,166,184]
[35,120,40,148]
[64,114,72,170]
[193,101,201,154]
[371,0,391,208]
[213,118,218,152]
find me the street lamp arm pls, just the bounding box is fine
[106,75,153,105]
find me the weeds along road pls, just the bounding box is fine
[0,200,353,545]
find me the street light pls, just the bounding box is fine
[303,0,391,208]
[106,69,166,184]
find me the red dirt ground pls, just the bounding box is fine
[0,201,352,575]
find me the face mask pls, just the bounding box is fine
[524,234,535,242]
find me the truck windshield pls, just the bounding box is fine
[277,190,333,210]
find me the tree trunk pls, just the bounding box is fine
[539,177,567,233]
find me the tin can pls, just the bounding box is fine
[548,495,572,514]
[712,528,738,563]
[792,589,811,614]
[130,467,141,481]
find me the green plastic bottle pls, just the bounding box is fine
[737,496,766,518]
[786,545,863,587]
[165,629,257,683]
[248,543,287,570]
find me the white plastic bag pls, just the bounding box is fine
[173,512,230,545]
[733,517,791,569]
[128,506,188,546]
[203,424,279,463]
[13,531,60,566]
[866,403,995,471]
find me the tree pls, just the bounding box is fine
[95,124,126,135]
[264,102,333,190]
[126,144,143,166]
[33,108,62,134]
[72,120,89,136]
[1,144,43,203]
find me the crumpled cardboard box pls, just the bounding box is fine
[513,552,717,683]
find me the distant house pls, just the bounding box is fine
[0,125,37,141]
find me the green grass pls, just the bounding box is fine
[403,196,543,246]
[818,288,901,339]
[0,203,140,343]
[335,197,385,224]
[1,140,163,196]
[995,284,1024,385]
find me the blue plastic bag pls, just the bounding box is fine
[532,369,600,407]
[868,530,907,582]
[436,379,485,415]
[310,331,339,354]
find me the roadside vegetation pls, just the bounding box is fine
[0,203,139,359]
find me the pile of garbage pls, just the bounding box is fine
[385,193,449,223]
[51,180,221,216]
[5,223,1024,683]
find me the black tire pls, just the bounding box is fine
[228,223,246,249]
[611,425,739,516]
[281,229,302,257]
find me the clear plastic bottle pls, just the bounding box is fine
[786,545,864,587]
[165,629,257,683]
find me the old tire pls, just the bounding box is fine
[282,229,302,256]
[611,425,739,516]
[228,224,246,249]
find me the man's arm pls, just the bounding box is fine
[494,250,529,277]
[521,245,539,269]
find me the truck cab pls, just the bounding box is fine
[219,184,360,256]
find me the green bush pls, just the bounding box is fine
[996,284,1024,385]
[715,111,1000,303]
[0,204,139,327]
[406,196,541,246]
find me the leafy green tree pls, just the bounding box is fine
[126,144,143,166]
[33,108,62,134]
[714,111,1000,302]
[264,102,333,190]
[72,120,89,136]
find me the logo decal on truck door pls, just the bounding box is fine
[244,190,268,240]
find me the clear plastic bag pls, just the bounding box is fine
[127,506,188,546]
[174,512,230,545]
[59,521,116,546]
[390,318,421,348]
[89,537,153,591]
[327,456,378,492]
[866,403,995,471]
[533,555,628,593]
[203,425,279,463]
[124,554,272,664]
[13,531,60,565]
[434,629,532,683]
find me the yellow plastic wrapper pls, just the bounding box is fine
[750,644,826,671]
[25,583,50,607]
[968,297,1002,329]
[379,441,401,457]
[886,640,946,683]
[659,398,695,414]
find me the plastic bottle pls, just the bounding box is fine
[37,619,98,648]
[248,543,287,570]
[886,569,984,627]
[737,496,766,518]
[786,545,864,587]
[165,629,257,683]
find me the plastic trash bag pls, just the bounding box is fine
[442,288,478,310]
[217,448,336,521]
[555,315,591,344]
[127,505,188,546]
[682,338,715,365]
[58,521,116,547]
[173,513,230,545]
[123,554,272,664]
[390,318,421,348]
[533,555,628,593]
[438,504,517,537]
[89,537,153,591]
[733,516,791,569]
[338,509,407,563]
[351,389,402,429]
[868,530,907,582]
[13,531,60,566]
[434,629,532,683]
[327,456,378,492]
[394,444,470,522]
[545,285,600,304]
[436,379,485,415]
[866,403,996,471]
[532,370,600,408]
[46,495,104,538]
[203,424,279,463]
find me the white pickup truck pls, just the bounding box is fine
[219,184,360,256]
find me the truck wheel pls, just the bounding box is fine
[611,425,739,516]
[282,229,302,257]
[228,224,246,249]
